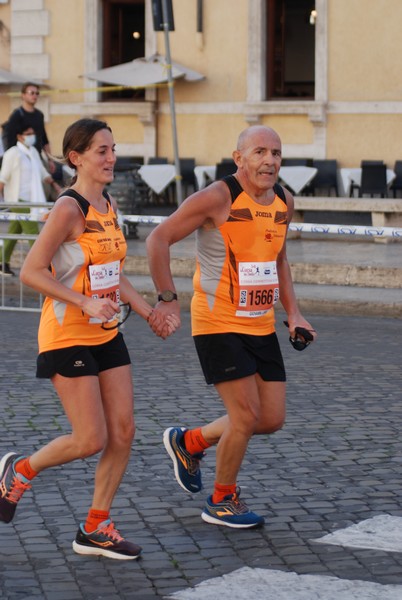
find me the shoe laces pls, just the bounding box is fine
[7,475,31,505]
[187,451,205,475]
[228,488,249,514]
[98,520,124,543]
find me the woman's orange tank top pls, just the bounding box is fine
[38,190,127,352]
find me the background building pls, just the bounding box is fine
[1,0,402,169]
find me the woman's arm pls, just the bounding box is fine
[20,198,119,323]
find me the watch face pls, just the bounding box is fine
[159,290,177,302]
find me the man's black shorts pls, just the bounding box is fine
[36,332,131,379]
[193,331,286,385]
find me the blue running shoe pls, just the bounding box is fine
[201,487,265,528]
[0,452,31,523]
[72,519,142,560]
[163,427,203,493]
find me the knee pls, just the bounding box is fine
[255,412,286,435]
[233,407,260,438]
[76,431,107,458]
[108,418,135,451]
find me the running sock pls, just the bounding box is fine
[212,482,237,504]
[183,427,211,455]
[84,509,110,533]
[14,457,39,481]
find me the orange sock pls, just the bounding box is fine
[14,457,39,481]
[183,428,211,455]
[212,482,237,504]
[84,509,110,533]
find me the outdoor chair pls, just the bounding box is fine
[310,159,339,196]
[215,160,237,180]
[358,163,388,197]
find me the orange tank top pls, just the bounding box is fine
[191,176,288,336]
[38,190,127,352]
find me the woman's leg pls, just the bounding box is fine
[29,374,108,472]
[91,364,135,510]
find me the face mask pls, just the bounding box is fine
[23,134,36,147]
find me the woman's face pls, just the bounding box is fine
[72,128,116,184]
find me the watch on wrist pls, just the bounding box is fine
[158,290,178,302]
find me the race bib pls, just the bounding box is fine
[88,260,120,324]
[236,260,279,317]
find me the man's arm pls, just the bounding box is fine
[277,188,317,341]
[146,182,230,330]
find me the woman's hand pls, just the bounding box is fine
[82,297,120,323]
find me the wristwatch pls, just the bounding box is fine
[158,290,178,302]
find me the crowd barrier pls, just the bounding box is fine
[1,212,401,313]
[1,209,402,238]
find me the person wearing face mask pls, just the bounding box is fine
[0,123,61,275]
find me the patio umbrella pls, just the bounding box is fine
[83,53,204,87]
[0,68,41,85]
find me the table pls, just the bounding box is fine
[194,165,216,190]
[278,166,318,195]
[138,164,176,195]
[338,168,396,197]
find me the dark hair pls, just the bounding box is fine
[62,118,112,169]
[15,121,34,136]
[21,82,39,94]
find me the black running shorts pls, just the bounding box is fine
[36,332,131,379]
[193,331,286,385]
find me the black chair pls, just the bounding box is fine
[281,158,314,167]
[390,161,402,197]
[310,159,339,196]
[361,160,384,166]
[148,157,168,165]
[215,160,237,180]
[358,164,388,197]
[179,158,196,195]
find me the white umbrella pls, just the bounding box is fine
[83,53,204,87]
[0,68,42,85]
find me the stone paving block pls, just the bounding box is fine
[1,312,402,598]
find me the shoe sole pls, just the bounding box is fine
[201,510,264,529]
[0,452,17,478]
[72,541,141,561]
[163,427,194,494]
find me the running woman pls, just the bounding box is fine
[0,118,178,559]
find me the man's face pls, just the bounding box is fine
[235,128,282,191]
[23,86,40,106]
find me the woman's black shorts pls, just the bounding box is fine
[36,332,131,379]
[193,331,286,385]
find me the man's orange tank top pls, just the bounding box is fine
[38,190,127,352]
[191,176,288,336]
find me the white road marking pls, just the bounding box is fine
[312,515,402,552]
[167,567,402,600]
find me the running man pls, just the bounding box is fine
[146,125,316,528]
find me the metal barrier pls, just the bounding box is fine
[0,233,42,312]
[1,210,401,313]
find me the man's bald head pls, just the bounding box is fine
[236,126,281,153]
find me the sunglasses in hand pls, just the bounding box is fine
[101,302,132,330]
[283,321,315,351]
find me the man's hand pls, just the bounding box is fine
[148,301,181,339]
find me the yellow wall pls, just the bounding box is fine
[44,0,85,94]
[157,0,248,103]
[327,114,402,167]
[158,114,248,164]
[329,0,402,101]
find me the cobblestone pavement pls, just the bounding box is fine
[0,309,402,599]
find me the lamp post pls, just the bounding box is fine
[161,0,183,205]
